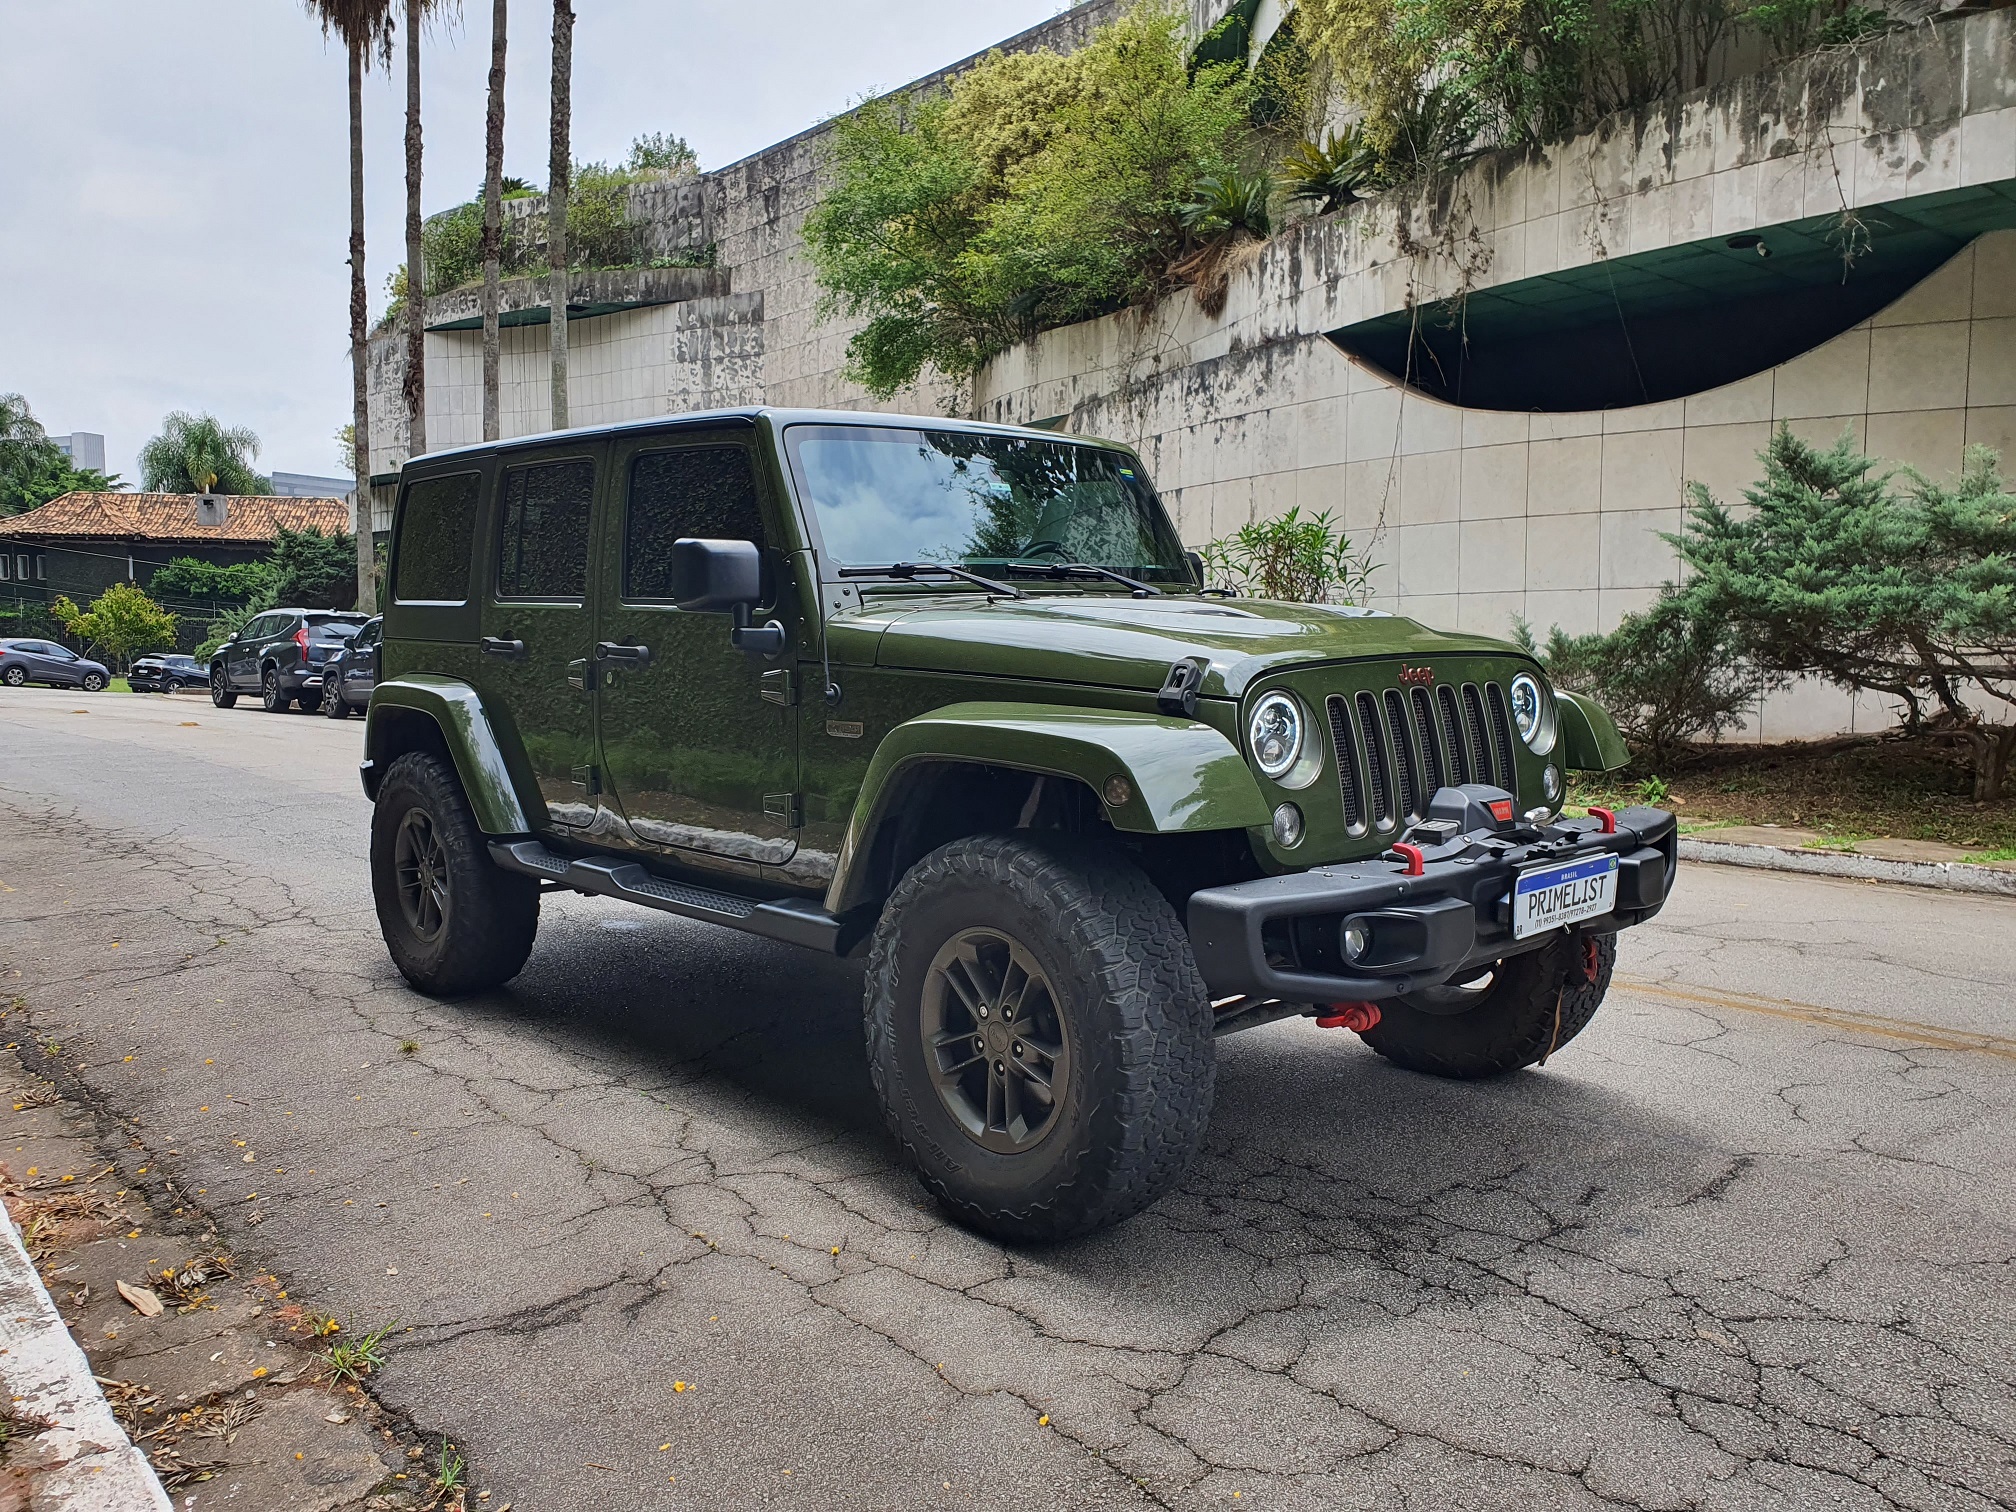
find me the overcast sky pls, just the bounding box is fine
[0,0,1064,488]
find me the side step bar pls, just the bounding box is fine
[488,839,844,954]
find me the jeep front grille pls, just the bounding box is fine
[1326,675,1516,836]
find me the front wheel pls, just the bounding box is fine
[864,833,1215,1243]
[1359,931,1616,1079]
[370,751,539,995]
[210,668,237,707]
[80,672,107,692]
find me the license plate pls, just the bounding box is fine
[1512,853,1618,939]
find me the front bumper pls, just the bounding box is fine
[1187,806,1677,1002]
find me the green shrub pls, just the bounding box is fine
[1514,591,1770,765]
[1199,506,1375,603]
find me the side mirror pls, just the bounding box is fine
[1184,550,1207,588]
[670,537,786,656]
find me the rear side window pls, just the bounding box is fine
[496,458,594,599]
[394,472,481,604]
[623,447,764,601]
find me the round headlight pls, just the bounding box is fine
[1510,673,1557,755]
[1247,692,1306,781]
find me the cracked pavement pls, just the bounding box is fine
[1,686,2013,1511]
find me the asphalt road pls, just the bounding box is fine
[2,684,2013,1512]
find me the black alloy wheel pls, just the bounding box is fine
[921,928,1071,1154]
[392,808,451,946]
[210,667,237,708]
[2,666,26,688]
[261,668,290,712]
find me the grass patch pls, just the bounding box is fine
[322,1318,399,1384]
[1567,733,2016,851]
[109,676,132,694]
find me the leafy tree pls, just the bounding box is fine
[139,412,270,495]
[1199,506,1375,603]
[148,556,279,603]
[271,525,360,609]
[0,393,122,515]
[50,583,179,671]
[1514,592,1770,765]
[1674,429,2016,800]
[803,2,1253,397]
[628,131,697,177]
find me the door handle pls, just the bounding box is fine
[481,636,526,659]
[595,641,653,666]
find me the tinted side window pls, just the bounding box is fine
[394,472,481,603]
[496,458,594,599]
[624,447,765,601]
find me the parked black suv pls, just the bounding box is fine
[321,615,381,718]
[129,653,205,693]
[209,609,368,712]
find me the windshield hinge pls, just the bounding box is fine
[760,667,797,706]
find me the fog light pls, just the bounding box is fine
[1543,764,1561,802]
[1342,919,1370,961]
[1271,802,1304,848]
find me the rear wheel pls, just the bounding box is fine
[210,668,236,708]
[370,751,539,995]
[863,833,1215,1242]
[2,666,26,688]
[260,668,291,712]
[1359,931,1616,1079]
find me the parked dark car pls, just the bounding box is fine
[129,653,206,693]
[208,608,368,712]
[321,616,381,719]
[0,638,110,692]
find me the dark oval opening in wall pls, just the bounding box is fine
[1325,210,1991,413]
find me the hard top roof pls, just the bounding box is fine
[405,408,1126,470]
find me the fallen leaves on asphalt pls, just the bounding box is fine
[116,1280,164,1317]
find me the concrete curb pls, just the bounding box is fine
[0,1201,172,1510]
[1679,836,2016,898]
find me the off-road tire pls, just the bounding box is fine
[79,672,107,693]
[323,685,348,719]
[370,751,539,995]
[2,666,26,688]
[863,833,1215,1243]
[261,668,291,712]
[1359,931,1616,1079]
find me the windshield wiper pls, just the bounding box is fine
[837,561,1026,599]
[1001,560,1162,596]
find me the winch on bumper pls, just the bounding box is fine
[1187,784,1677,1003]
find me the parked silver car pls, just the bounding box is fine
[0,638,110,692]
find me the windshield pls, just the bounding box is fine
[785,425,1191,585]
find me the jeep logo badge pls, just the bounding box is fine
[1398,665,1434,686]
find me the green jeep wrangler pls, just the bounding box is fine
[363,409,1675,1241]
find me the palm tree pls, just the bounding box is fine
[548,0,575,431]
[481,0,508,442]
[139,414,270,495]
[403,0,428,461]
[302,0,394,613]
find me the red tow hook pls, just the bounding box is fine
[1389,841,1426,876]
[1588,805,1618,834]
[1317,1002,1383,1033]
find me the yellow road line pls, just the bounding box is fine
[1614,974,2016,1062]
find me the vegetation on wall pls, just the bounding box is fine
[803,2,1256,397]
[382,132,710,322]
[160,525,361,658]
[1,394,121,516]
